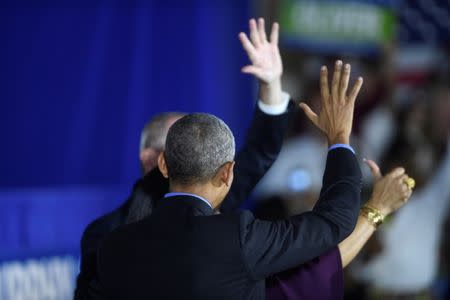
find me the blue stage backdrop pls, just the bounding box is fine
[0,1,253,298]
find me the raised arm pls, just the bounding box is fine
[338,160,413,267]
[221,18,291,213]
[241,60,364,279]
[265,161,413,298]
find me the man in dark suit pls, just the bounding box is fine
[97,58,364,299]
[75,102,293,299]
[75,18,293,299]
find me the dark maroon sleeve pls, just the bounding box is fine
[266,247,343,300]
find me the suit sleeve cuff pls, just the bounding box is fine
[328,144,355,155]
[257,92,290,115]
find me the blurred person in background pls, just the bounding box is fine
[139,112,186,175]
[353,139,450,299]
[349,80,450,299]
[257,1,450,298]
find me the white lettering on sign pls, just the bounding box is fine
[0,256,78,300]
[291,1,381,41]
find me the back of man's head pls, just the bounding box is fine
[164,113,235,186]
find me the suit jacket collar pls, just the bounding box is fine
[160,195,215,216]
[165,192,212,208]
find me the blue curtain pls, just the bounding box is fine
[0,0,253,275]
[1,0,253,188]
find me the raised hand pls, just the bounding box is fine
[239,18,282,84]
[239,18,283,105]
[364,159,413,216]
[300,61,363,146]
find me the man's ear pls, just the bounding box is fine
[157,152,169,178]
[220,161,235,187]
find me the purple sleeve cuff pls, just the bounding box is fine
[266,247,344,300]
[328,144,355,154]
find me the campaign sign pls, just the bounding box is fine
[279,0,395,55]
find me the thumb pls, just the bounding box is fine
[241,65,262,76]
[364,158,382,180]
[299,103,319,127]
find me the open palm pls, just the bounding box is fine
[239,18,282,84]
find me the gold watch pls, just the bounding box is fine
[360,205,385,229]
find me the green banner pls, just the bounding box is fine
[279,0,395,45]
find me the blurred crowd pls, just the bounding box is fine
[253,1,450,299]
[252,31,450,300]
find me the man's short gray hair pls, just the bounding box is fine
[165,113,235,185]
[140,112,185,152]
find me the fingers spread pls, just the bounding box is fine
[249,19,261,47]
[364,158,382,180]
[299,103,319,126]
[270,22,279,45]
[340,64,350,104]
[349,77,363,103]
[331,60,343,101]
[320,66,329,100]
[258,18,267,42]
[238,32,256,58]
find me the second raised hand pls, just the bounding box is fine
[239,18,283,106]
[300,61,363,146]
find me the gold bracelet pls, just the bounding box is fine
[360,205,385,229]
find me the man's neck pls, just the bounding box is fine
[169,183,220,209]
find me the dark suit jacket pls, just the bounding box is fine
[74,104,293,299]
[97,148,362,299]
